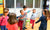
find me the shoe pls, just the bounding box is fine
[23,28,25,30]
[24,27,27,29]
[32,27,33,29]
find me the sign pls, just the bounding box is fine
[0,0,3,14]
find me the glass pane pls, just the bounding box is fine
[6,0,14,8]
[26,0,33,8]
[16,0,24,8]
[35,0,40,8]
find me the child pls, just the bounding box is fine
[35,10,48,30]
[19,10,27,30]
[23,6,31,29]
[0,8,9,30]
[6,13,18,30]
[30,9,36,29]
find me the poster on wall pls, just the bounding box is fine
[0,0,3,14]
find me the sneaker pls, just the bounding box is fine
[32,27,33,29]
[24,27,27,29]
[23,28,25,30]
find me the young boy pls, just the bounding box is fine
[30,9,36,29]
[23,6,31,29]
[19,10,27,30]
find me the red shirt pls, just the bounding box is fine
[6,22,18,30]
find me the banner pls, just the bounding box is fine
[0,0,3,14]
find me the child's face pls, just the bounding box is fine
[43,11,45,15]
[5,11,9,16]
[21,11,24,15]
[33,10,36,13]
[23,8,27,11]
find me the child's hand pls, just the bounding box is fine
[21,18,23,19]
[3,15,5,18]
[47,17,49,21]
[35,22,37,24]
[18,17,20,19]
[25,12,27,15]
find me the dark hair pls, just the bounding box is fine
[20,10,23,13]
[43,9,49,20]
[43,10,46,15]
[8,13,17,24]
[23,5,27,8]
[44,9,49,17]
[4,8,9,11]
[3,8,9,15]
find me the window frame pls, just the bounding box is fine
[4,0,42,9]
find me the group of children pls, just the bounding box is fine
[0,6,49,30]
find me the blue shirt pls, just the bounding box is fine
[36,15,47,27]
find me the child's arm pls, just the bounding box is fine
[36,11,41,15]
[0,16,4,22]
[47,17,49,21]
[20,15,26,19]
[27,10,31,13]
[19,16,25,19]
[20,13,27,19]
[35,17,42,23]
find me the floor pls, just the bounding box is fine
[47,20,50,30]
[18,18,50,30]
[0,18,50,30]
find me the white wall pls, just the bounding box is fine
[9,8,42,18]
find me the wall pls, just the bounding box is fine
[9,8,42,18]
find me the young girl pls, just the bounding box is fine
[0,8,9,30]
[6,13,18,30]
[35,10,48,30]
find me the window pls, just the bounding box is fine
[26,0,33,8]
[35,0,40,8]
[6,0,14,8]
[5,0,41,8]
[16,0,24,8]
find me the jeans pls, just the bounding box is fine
[0,26,7,30]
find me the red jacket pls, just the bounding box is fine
[0,16,9,26]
